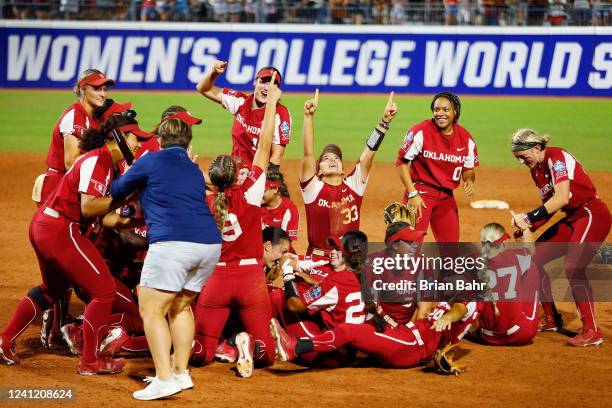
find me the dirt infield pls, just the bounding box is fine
[0,152,611,408]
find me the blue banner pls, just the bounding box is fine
[1,21,611,96]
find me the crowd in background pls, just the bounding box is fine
[2,0,611,25]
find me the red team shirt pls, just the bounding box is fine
[261,196,299,241]
[46,102,98,172]
[206,166,266,262]
[530,146,597,213]
[396,119,478,191]
[47,145,115,223]
[221,88,292,165]
[478,249,539,340]
[301,164,368,252]
[300,270,366,329]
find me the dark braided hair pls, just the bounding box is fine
[79,114,137,153]
[430,91,461,123]
[208,154,237,232]
[266,168,290,198]
[342,230,368,272]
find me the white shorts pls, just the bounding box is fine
[140,241,221,293]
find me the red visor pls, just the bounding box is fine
[119,123,151,140]
[256,68,282,86]
[327,236,344,251]
[100,101,132,122]
[266,180,281,190]
[164,111,203,126]
[386,227,426,244]
[78,72,115,87]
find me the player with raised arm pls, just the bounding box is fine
[196,61,291,168]
[510,129,611,346]
[194,72,281,378]
[301,91,398,257]
[396,92,478,242]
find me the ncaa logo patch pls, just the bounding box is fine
[553,160,567,172]
[404,131,414,144]
[90,179,106,195]
[280,121,290,134]
[304,286,323,303]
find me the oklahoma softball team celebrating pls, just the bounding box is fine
[0,63,608,401]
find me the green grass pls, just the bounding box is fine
[1,90,611,171]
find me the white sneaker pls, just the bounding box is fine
[133,376,181,401]
[173,370,193,390]
[235,332,254,378]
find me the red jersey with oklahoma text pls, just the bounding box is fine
[206,166,266,262]
[530,147,597,213]
[221,88,292,165]
[47,145,115,224]
[300,269,365,329]
[261,196,299,241]
[301,163,368,252]
[396,119,478,190]
[46,102,99,172]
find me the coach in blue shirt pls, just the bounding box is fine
[111,111,221,401]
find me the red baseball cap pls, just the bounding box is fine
[79,72,115,87]
[119,123,152,140]
[99,101,132,122]
[256,68,281,86]
[385,227,426,244]
[327,236,345,252]
[164,111,203,126]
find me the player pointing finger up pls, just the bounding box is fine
[301,91,398,257]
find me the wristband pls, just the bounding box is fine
[378,118,390,130]
[526,205,549,224]
[284,280,298,300]
[407,190,419,199]
[366,127,385,151]
[268,162,280,172]
[281,261,295,282]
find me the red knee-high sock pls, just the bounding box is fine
[121,335,149,352]
[311,328,349,353]
[109,313,143,335]
[81,298,114,363]
[2,297,42,343]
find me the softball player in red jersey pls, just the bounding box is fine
[301,91,398,256]
[476,223,539,346]
[261,170,299,241]
[194,73,281,378]
[396,92,478,242]
[0,116,141,372]
[272,301,481,369]
[511,129,611,347]
[197,61,291,167]
[366,221,432,328]
[35,69,116,207]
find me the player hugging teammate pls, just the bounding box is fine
[1,61,608,402]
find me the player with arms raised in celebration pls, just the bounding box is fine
[196,61,291,168]
[396,92,478,242]
[301,91,398,257]
[194,72,281,378]
[511,129,611,346]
